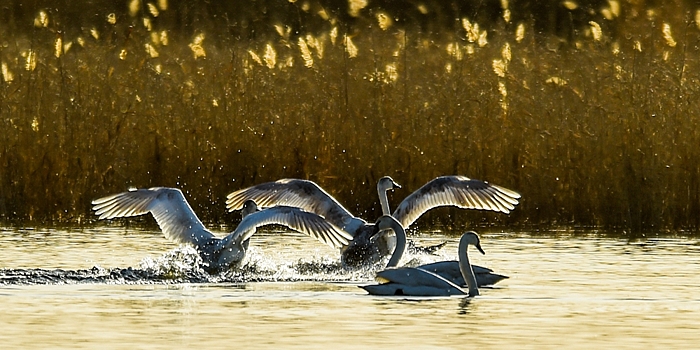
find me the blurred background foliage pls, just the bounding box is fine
[2,0,700,234]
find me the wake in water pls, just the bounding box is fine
[0,246,215,285]
[0,245,424,285]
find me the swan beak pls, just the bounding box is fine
[392,180,401,189]
[476,242,485,255]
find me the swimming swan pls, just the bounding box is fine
[371,221,506,287]
[92,187,352,273]
[225,176,520,266]
[361,232,486,297]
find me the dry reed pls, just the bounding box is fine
[1,0,700,235]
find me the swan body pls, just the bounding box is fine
[92,187,351,273]
[226,176,520,266]
[417,260,508,287]
[361,232,485,297]
[361,268,465,296]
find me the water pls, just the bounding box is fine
[1,226,699,349]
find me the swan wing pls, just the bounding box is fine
[392,175,521,228]
[416,261,463,284]
[420,260,495,274]
[418,261,509,286]
[226,179,365,234]
[92,187,215,245]
[229,205,353,249]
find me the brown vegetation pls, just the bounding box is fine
[1,0,700,234]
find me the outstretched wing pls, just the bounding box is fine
[226,179,365,234]
[392,176,521,228]
[230,205,353,249]
[92,187,215,245]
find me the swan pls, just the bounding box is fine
[369,217,506,287]
[226,177,402,266]
[360,232,486,297]
[91,187,352,273]
[225,175,520,266]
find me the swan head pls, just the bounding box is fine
[461,231,485,255]
[378,176,401,192]
[241,199,260,218]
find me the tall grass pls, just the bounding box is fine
[2,0,700,233]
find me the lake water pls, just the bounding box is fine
[1,226,698,349]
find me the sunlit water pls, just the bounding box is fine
[1,226,699,349]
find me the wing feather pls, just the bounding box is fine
[226,179,365,234]
[230,206,352,249]
[392,176,521,228]
[92,187,215,245]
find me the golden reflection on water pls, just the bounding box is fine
[0,227,699,348]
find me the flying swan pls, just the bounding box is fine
[92,187,352,273]
[225,175,520,266]
[361,231,488,297]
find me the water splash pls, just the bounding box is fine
[138,245,208,279]
[0,238,444,286]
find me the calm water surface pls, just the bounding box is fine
[1,226,699,349]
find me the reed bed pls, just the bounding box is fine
[2,0,700,234]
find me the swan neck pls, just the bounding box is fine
[385,221,406,268]
[459,236,480,297]
[377,181,391,215]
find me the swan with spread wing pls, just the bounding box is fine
[226,176,520,267]
[92,187,351,273]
